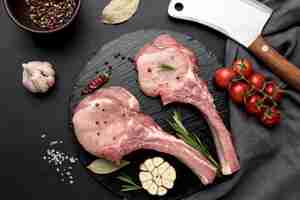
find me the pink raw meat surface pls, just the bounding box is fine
[73,87,217,185]
[135,34,240,175]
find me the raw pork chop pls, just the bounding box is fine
[73,87,216,185]
[135,34,240,175]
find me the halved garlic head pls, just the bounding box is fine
[139,157,176,196]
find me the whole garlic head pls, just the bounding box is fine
[139,157,176,196]
[22,61,55,93]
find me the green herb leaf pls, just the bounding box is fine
[87,159,130,174]
[117,174,142,192]
[121,186,142,192]
[168,111,222,176]
[117,174,137,185]
[159,64,176,71]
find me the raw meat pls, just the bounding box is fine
[73,87,216,185]
[135,34,240,175]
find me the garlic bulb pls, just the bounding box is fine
[139,157,176,196]
[22,61,55,93]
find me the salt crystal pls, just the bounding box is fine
[69,157,76,163]
[41,137,79,185]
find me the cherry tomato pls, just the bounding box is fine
[229,82,249,104]
[248,73,265,90]
[232,59,253,78]
[214,68,236,89]
[245,95,264,116]
[264,81,283,102]
[260,107,281,127]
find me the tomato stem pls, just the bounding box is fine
[231,74,280,108]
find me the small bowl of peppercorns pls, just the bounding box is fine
[4,0,81,33]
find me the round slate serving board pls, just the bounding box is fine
[69,30,230,200]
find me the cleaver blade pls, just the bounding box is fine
[168,0,300,92]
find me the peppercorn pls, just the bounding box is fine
[25,0,76,30]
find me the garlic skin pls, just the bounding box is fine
[139,157,176,196]
[22,61,55,93]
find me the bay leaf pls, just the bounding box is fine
[87,158,130,174]
[102,0,140,24]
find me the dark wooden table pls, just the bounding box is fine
[0,0,226,199]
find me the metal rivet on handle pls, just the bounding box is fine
[262,45,269,52]
[175,2,184,11]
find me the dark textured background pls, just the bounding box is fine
[0,0,226,200]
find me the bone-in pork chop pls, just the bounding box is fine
[72,87,217,185]
[135,34,240,175]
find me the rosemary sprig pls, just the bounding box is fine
[168,111,222,176]
[159,64,176,71]
[117,173,142,192]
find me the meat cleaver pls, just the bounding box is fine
[168,0,300,91]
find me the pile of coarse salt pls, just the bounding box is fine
[41,133,78,184]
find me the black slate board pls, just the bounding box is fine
[69,29,230,200]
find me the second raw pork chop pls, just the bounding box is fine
[73,87,217,185]
[135,34,240,175]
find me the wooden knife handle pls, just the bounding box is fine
[249,35,300,91]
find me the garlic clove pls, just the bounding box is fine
[154,175,162,186]
[142,179,155,194]
[144,158,155,171]
[152,157,164,167]
[23,71,39,93]
[142,180,158,195]
[140,163,148,171]
[22,63,35,75]
[162,178,174,189]
[31,73,49,93]
[151,167,159,177]
[37,62,55,76]
[157,186,168,196]
[139,171,152,182]
[148,181,158,195]
[46,76,55,87]
[157,162,170,175]
[162,165,176,181]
